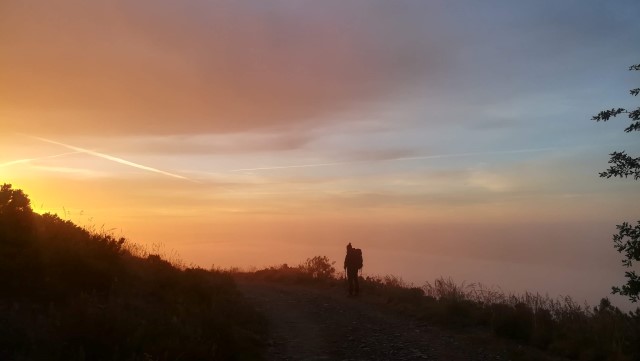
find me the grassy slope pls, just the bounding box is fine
[0,185,265,361]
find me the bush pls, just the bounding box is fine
[300,256,336,280]
[490,303,533,342]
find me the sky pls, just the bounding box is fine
[1,1,639,309]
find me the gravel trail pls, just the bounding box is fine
[237,281,510,361]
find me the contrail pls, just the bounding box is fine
[391,147,558,161]
[0,151,81,167]
[232,161,350,172]
[30,136,191,181]
[230,147,557,172]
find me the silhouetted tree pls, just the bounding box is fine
[593,64,640,302]
[0,183,34,244]
[0,183,32,214]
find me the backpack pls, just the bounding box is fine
[353,248,363,269]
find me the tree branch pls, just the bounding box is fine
[592,108,627,122]
[599,151,640,180]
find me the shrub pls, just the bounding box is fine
[300,255,336,280]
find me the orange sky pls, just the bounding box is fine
[1,1,639,309]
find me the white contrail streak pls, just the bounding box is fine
[0,151,81,167]
[230,147,557,172]
[30,136,191,181]
[391,147,558,161]
[231,161,350,172]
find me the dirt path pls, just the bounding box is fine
[237,280,509,361]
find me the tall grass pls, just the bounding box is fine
[415,277,640,360]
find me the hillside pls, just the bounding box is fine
[0,184,265,360]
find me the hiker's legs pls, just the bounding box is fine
[354,274,359,295]
[347,268,358,296]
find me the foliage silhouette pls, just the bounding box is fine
[300,255,336,280]
[0,184,34,245]
[592,63,640,302]
[0,184,265,361]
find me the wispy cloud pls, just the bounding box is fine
[231,147,558,172]
[32,165,107,178]
[0,151,80,167]
[29,136,192,181]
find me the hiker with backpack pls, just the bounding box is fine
[344,243,363,296]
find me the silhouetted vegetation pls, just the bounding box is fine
[235,256,337,285]
[5,181,639,360]
[239,256,640,361]
[0,184,265,361]
[592,63,640,303]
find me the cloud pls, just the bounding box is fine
[3,1,638,139]
[0,151,80,168]
[108,132,314,155]
[31,165,108,178]
[340,148,420,162]
[0,1,448,136]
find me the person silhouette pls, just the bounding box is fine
[343,242,362,296]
